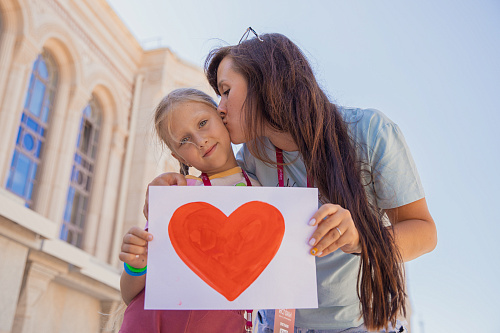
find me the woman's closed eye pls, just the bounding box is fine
[222,89,230,96]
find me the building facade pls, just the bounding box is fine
[0,0,213,332]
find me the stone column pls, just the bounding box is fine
[11,261,59,333]
[45,87,91,225]
[109,74,144,266]
[0,25,17,107]
[92,127,127,262]
[0,236,29,333]
[79,105,113,256]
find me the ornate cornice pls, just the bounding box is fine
[44,0,134,92]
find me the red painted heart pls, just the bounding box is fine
[168,201,285,301]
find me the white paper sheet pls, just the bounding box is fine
[145,186,319,310]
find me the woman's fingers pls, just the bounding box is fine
[143,173,187,219]
[308,204,348,245]
[310,217,348,256]
[308,204,360,257]
[149,173,187,186]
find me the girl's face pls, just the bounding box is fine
[216,56,249,144]
[167,101,237,176]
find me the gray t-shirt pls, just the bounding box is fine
[236,107,424,329]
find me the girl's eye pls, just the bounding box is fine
[199,120,207,127]
[223,89,230,96]
[179,137,189,145]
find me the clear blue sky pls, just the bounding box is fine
[107,1,500,331]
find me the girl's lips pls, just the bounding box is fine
[203,144,217,157]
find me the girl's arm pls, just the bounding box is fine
[119,226,152,305]
[385,197,437,261]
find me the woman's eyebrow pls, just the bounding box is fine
[217,79,226,89]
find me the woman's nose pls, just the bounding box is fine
[217,103,227,120]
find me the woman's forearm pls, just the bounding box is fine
[385,198,437,262]
[391,217,437,261]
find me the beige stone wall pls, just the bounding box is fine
[0,0,213,332]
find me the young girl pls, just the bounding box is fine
[119,88,258,333]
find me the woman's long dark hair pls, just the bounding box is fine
[205,33,406,330]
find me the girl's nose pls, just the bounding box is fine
[195,136,209,149]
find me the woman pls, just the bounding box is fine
[145,32,437,332]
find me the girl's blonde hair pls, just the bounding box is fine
[154,88,218,174]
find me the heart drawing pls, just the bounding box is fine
[168,201,285,301]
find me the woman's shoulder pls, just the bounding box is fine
[337,106,398,145]
[338,106,395,129]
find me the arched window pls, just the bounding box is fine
[6,52,58,207]
[60,97,101,247]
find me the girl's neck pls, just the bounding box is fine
[203,159,239,177]
[265,129,299,152]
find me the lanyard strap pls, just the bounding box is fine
[276,148,285,187]
[275,148,313,188]
[200,169,253,186]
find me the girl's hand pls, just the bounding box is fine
[308,204,361,257]
[119,226,153,269]
[143,172,187,219]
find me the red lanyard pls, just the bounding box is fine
[275,148,313,188]
[200,169,253,186]
[275,147,306,331]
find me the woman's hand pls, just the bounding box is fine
[143,172,187,219]
[308,204,361,257]
[119,226,152,269]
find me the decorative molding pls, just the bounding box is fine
[32,0,46,15]
[13,36,40,66]
[110,128,126,156]
[45,0,133,91]
[147,68,163,83]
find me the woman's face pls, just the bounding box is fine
[216,56,249,144]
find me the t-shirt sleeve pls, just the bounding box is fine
[368,122,425,209]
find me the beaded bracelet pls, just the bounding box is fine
[124,262,147,276]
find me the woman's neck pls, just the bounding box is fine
[265,129,299,152]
